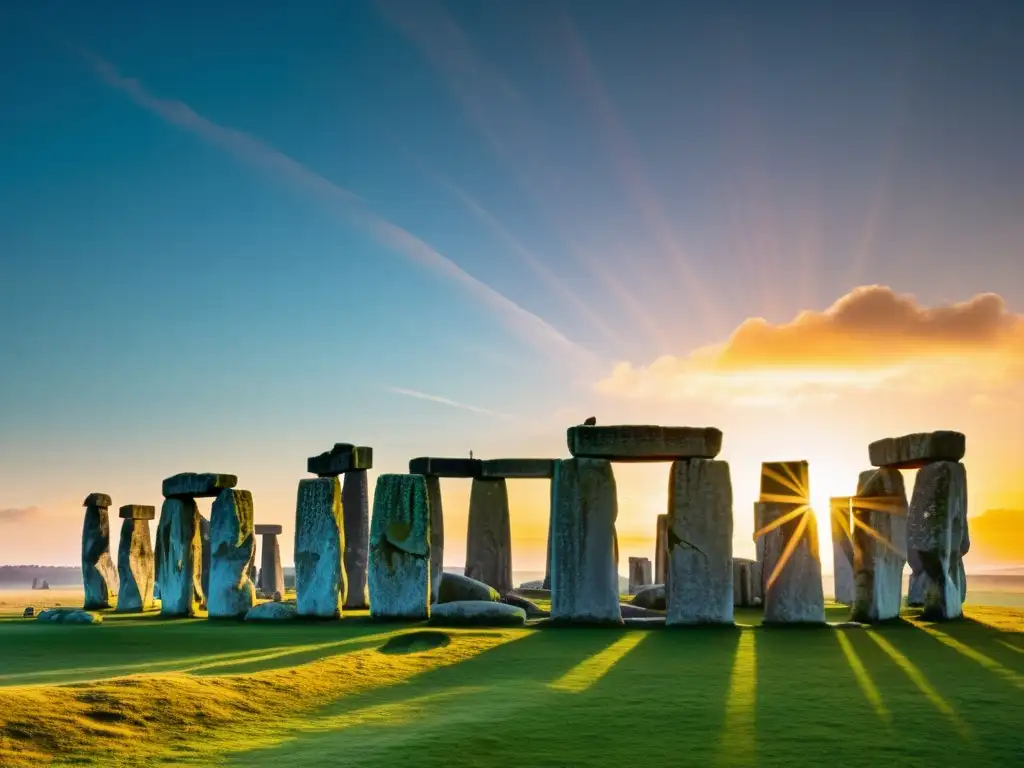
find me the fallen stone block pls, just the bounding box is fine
[409,457,482,478]
[342,470,370,609]
[245,601,298,622]
[207,489,256,619]
[624,616,666,628]
[162,473,238,499]
[830,496,855,605]
[479,458,556,479]
[307,443,373,476]
[851,469,908,623]
[632,584,666,610]
[428,600,526,627]
[156,498,203,617]
[37,608,102,625]
[294,477,346,619]
[82,495,119,610]
[465,478,513,595]
[620,603,664,618]
[369,474,431,620]
[116,507,155,613]
[438,571,499,603]
[868,431,966,469]
[502,593,548,618]
[666,459,734,625]
[566,425,723,462]
[908,461,966,620]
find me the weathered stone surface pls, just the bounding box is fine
[543,487,554,590]
[567,425,722,462]
[632,584,666,610]
[255,524,283,535]
[623,616,666,628]
[294,477,346,618]
[37,608,102,624]
[84,493,112,508]
[116,515,154,613]
[424,475,444,604]
[438,571,499,603]
[908,461,967,620]
[830,497,855,604]
[851,470,908,623]
[409,457,481,478]
[907,547,928,606]
[369,474,431,620]
[753,502,770,562]
[162,473,237,499]
[869,431,966,469]
[307,443,373,476]
[245,600,298,621]
[119,504,155,520]
[518,579,544,590]
[502,593,548,618]
[428,600,526,627]
[733,558,755,607]
[761,504,825,624]
[258,532,284,597]
[342,470,370,609]
[750,561,764,604]
[199,515,211,605]
[207,489,256,619]
[479,458,555,479]
[666,459,734,625]
[465,478,513,595]
[628,556,653,595]
[655,514,669,584]
[82,500,119,610]
[550,459,622,625]
[155,498,202,617]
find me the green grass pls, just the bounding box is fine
[1,602,1022,767]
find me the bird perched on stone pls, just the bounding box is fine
[583,416,597,426]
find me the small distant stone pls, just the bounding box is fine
[307,444,373,476]
[162,473,238,499]
[868,431,966,469]
[83,493,112,508]
[583,416,597,426]
[245,601,298,621]
[631,584,666,610]
[428,600,527,627]
[23,607,34,618]
[119,504,156,520]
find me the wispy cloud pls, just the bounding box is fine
[82,51,595,367]
[0,507,42,524]
[388,386,513,419]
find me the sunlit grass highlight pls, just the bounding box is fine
[996,640,1023,655]
[866,630,968,737]
[919,627,1024,690]
[715,630,756,767]
[548,633,647,693]
[835,632,890,724]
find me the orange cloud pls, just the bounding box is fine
[596,286,1024,403]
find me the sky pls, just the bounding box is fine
[1,1,1023,574]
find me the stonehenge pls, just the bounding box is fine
[116,504,155,613]
[294,476,345,618]
[82,493,119,610]
[207,489,256,618]
[369,473,431,620]
[830,497,855,604]
[255,524,284,598]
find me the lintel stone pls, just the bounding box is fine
[307,443,374,476]
[162,473,238,499]
[409,457,482,478]
[119,504,155,520]
[566,425,722,462]
[479,458,555,479]
[84,493,112,508]
[255,524,283,536]
[868,431,965,469]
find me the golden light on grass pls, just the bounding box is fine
[715,630,756,767]
[548,632,648,693]
[996,640,1023,655]
[919,627,1024,690]
[835,632,890,724]
[865,630,968,737]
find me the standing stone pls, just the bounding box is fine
[753,502,770,562]
[155,497,203,617]
[294,477,346,618]
[550,459,622,625]
[465,478,513,595]
[665,459,734,625]
[342,470,370,609]
[543,480,556,590]
[908,461,967,620]
[425,475,444,604]
[830,497,855,604]
[199,514,211,606]
[761,504,825,624]
[369,474,431,620]
[628,557,653,595]
[851,469,908,622]
[82,493,119,610]
[116,505,155,613]
[655,514,669,585]
[733,558,755,607]
[256,525,285,598]
[207,489,256,618]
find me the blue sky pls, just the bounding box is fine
[2,1,1023,569]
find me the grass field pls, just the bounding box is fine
[1,591,1022,767]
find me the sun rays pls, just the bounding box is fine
[835,632,890,724]
[548,632,648,693]
[715,630,757,767]
[918,626,1024,691]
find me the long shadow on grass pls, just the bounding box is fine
[226,628,634,767]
